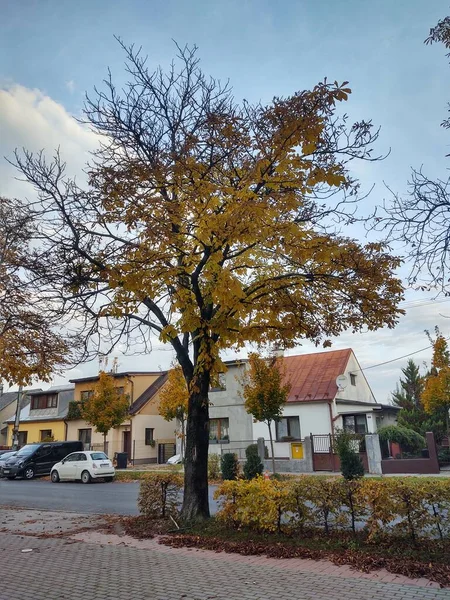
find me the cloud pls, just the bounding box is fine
[0,84,98,198]
[65,80,75,93]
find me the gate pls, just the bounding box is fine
[311,434,336,471]
[311,433,368,472]
[158,442,176,464]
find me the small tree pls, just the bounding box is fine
[241,353,291,474]
[422,329,450,437]
[334,429,364,480]
[243,444,264,480]
[81,371,129,453]
[159,366,188,458]
[221,453,239,480]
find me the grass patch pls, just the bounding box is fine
[115,466,182,482]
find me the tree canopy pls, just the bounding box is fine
[422,330,450,436]
[241,353,291,473]
[0,197,70,386]
[159,366,189,457]
[10,43,404,520]
[81,371,130,449]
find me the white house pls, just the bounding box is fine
[177,348,398,462]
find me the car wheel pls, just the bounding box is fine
[81,470,91,484]
[24,466,35,480]
[104,476,114,482]
[51,470,60,483]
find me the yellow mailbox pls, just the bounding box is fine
[291,442,303,459]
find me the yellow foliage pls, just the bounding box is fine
[422,331,450,414]
[159,367,188,422]
[81,371,129,435]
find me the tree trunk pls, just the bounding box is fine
[181,418,185,460]
[181,376,210,522]
[103,432,107,454]
[268,420,276,474]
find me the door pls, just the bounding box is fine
[123,431,131,458]
[59,453,79,480]
[74,452,89,479]
[34,444,53,475]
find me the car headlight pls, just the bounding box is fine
[17,461,23,467]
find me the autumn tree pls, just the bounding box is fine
[381,15,450,290]
[241,353,291,473]
[392,358,447,439]
[81,371,130,453]
[159,366,188,458]
[0,197,69,386]
[422,329,450,438]
[10,43,404,521]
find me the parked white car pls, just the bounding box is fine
[50,451,115,484]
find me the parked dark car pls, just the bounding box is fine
[2,441,83,480]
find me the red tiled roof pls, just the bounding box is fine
[282,349,352,403]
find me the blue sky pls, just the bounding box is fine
[1,0,449,398]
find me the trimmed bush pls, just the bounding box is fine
[335,430,364,480]
[377,425,426,453]
[243,452,263,480]
[221,453,239,480]
[138,473,183,518]
[208,453,221,480]
[214,476,450,543]
[245,443,269,459]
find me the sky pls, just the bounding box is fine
[1,0,450,402]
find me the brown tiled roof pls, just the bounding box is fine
[283,349,352,403]
[129,372,168,415]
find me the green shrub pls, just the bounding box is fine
[377,425,426,453]
[221,453,239,480]
[245,443,268,459]
[138,473,183,518]
[243,453,263,480]
[335,430,364,480]
[208,453,221,480]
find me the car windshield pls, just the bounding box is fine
[16,444,40,456]
[91,452,108,461]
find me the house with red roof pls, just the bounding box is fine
[203,348,398,465]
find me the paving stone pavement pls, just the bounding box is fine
[0,530,449,600]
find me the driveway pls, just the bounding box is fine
[0,478,219,515]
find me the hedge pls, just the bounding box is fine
[138,473,183,518]
[214,476,450,543]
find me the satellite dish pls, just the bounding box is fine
[336,375,348,391]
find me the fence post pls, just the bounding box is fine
[132,439,136,466]
[365,433,382,475]
[257,437,265,461]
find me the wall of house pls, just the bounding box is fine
[0,404,17,445]
[334,352,376,404]
[132,413,176,463]
[208,363,253,453]
[7,420,66,445]
[252,402,331,458]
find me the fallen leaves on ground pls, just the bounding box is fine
[159,534,450,588]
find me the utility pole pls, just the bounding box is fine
[11,386,23,450]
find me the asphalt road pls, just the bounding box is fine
[0,477,219,515]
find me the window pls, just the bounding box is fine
[276,416,301,441]
[78,453,87,461]
[210,373,226,392]
[80,390,94,401]
[18,431,28,447]
[78,429,92,450]
[145,428,154,445]
[209,418,229,442]
[91,452,108,461]
[350,373,357,386]
[31,394,58,409]
[40,429,52,441]
[64,453,79,462]
[343,414,367,435]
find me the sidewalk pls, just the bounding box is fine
[0,508,447,600]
